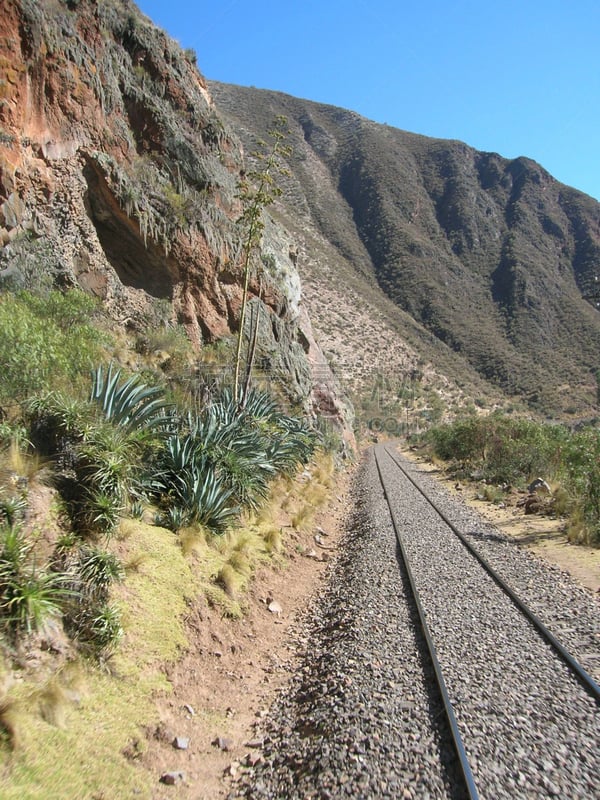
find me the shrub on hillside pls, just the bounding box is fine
[427,415,567,484]
[426,416,600,545]
[0,290,109,407]
[151,386,318,531]
[562,428,600,544]
[0,523,74,636]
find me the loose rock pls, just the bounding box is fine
[160,771,185,786]
[172,736,189,750]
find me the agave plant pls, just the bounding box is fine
[129,499,145,519]
[169,465,237,533]
[147,382,319,532]
[90,364,173,435]
[155,416,233,484]
[211,386,279,427]
[88,602,123,653]
[188,411,239,462]
[79,488,124,538]
[0,494,28,528]
[0,523,30,578]
[239,387,280,422]
[78,424,136,497]
[268,416,318,473]
[264,436,303,476]
[160,432,199,474]
[157,505,190,532]
[218,446,272,510]
[187,407,276,508]
[26,391,91,462]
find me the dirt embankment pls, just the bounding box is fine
[144,467,354,800]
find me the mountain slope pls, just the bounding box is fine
[209,82,600,416]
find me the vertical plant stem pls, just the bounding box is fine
[233,117,290,406]
[242,273,263,406]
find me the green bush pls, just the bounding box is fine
[426,415,600,545]
[78,488,124,538]
[479,418,567,484]
[87,603,123,653]
[77,424,139,505]
[426,418,487,463]
[77,547,124,598]
[0,494,28,528]
[562,429,600,544]
[2,568,71,635]
[26,392,92,459]
[426,415,567,484]
[0,290,108,407]
[60,544,124,654]
[0,523,29,578]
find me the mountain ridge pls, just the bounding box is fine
[1,0,599,421]
[209,80,600,417]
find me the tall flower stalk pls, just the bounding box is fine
[233,116,291,406]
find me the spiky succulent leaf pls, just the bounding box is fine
[90,364,172,434]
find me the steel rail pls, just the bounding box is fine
[374,448,481,800]
[384,445,600,706]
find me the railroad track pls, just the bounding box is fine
[239,446,600,799]
[375,443,600,800]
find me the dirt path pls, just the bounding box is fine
[145,467,354,800]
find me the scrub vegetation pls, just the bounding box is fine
[424,415,600,545]
[0,283,330,797]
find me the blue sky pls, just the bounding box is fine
[136,0,600,201]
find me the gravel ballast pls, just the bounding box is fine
[234,446,600,799]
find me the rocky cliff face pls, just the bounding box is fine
[210,83,600,416]
[0,0,352,442]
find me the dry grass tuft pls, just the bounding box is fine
[480,484,503,504]
[280,495,293,513]
[229,529,251,553]
[116,518,138,540]
[566,507,587,544]
[0,696,20,750]
[310,452,335,488]
[262,526,282,553]
[6,441,45,480]
[33,664,84,729]
[291,504,315,532]
[263,476,294,517]
[302,482,328,508]
[179,525,209,556]
[37,677,71,729]
[124,551,150,573]
[228,549,252,578]
[204,584,243,618]
[550,483,571,516]
[215,564,241,598]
